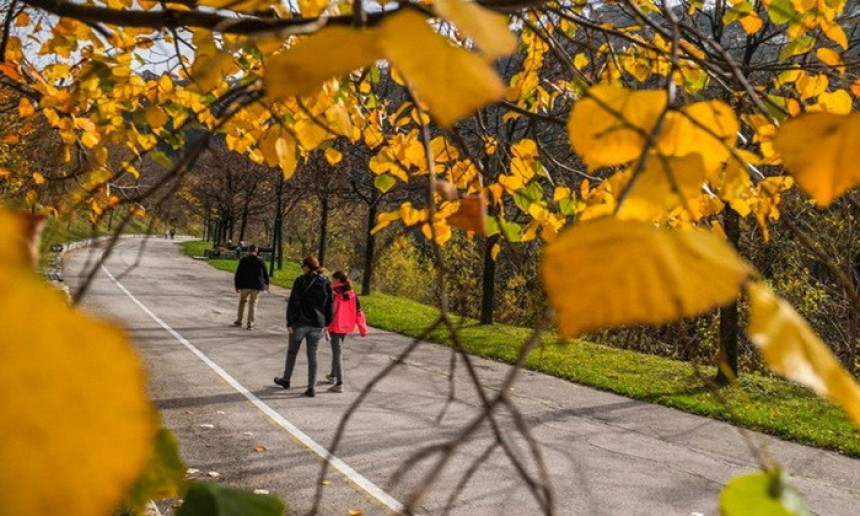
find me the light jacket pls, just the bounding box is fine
[328,284,367,336]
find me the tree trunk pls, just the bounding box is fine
[270,175,284,277]
[361,200,377,296]
[480,234,500,324]
[238,201,250,243]
[318,196,329,266]
[716,207,741,385]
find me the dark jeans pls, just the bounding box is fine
[283,326,323,390]
[329,333,345,383]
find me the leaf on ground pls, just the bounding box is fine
[720,469,808,516]
[568,85,667,171]
[542,218,752,337]
[265,26,381,98]
[378,10,505,128]
[0,210,156,515]
[773,112,860,206]
[747,283,860,426]
[253,445,267,452]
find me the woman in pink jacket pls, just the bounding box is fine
[325,270,367,392]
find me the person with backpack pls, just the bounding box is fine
[233,245,269,330]
[324,270,368,393]
[274,256,333,397]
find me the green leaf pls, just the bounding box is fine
[177,483,286,516]
[720,469,809,516]
[513,182,544,212]
[374,173,397,193]
[499,218,523,242]
[150,150,173,170]
[124,429,188,513]
[766,0,796,25]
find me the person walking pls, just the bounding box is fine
[233,245,269,330]
[274,256,333,397]
[325,271,368,393]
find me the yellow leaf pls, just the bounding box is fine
[199,0,276,9]
[815,90,852,114]
[773,112,860,206]
[446,195,486,235]
[568,85,667,171]
[158,74,174,93]
[739,14,763,34]
[18,97,35,117]
[294,118,331,150]
[0,209,44,269]
[542,218,752,337]
[0,210,155,516]
[657,100,738,173]
[618,154,708,221]
[434,0,518,59]
[324,147,343,165]
[32,172,45,185]
[796,73,828,100]
[130,204,146,217]
[189,34,235,93]
[276,135,298,179]
[348,510,364,516]
[144,106,169,129]
[265,26,381,99]
[15,11,29,26]
[378,10,506,128]
[815,48,842,67]
[821,19,848,50]
[747,283,860,426]
[80,131,99,149]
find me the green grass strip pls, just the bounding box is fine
[181,241,860,457]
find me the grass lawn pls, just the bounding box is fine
[182,240,860,457]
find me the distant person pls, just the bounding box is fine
[325,270,367,393]
[238,240,245,252]
[169,228,175,240]
[233,245,269,330]
[274,256,333,397]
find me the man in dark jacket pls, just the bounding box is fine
[274,256,333,397]
[233,245,269,329]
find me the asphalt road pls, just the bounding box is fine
[65,237,860,515]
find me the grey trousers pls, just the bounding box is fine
[329,333,345,383]
[283,326,323,390]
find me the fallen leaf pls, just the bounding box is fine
[254,445,267,452]
[207,471,220,478]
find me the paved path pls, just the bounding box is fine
[65,238,860,515]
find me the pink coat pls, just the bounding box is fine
[328,287,368,336]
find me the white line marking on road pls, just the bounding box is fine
[102,265,405,514]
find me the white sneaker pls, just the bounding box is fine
[328,384,344,393]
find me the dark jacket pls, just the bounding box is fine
[286,271,334,328]
[234,254,269,291]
